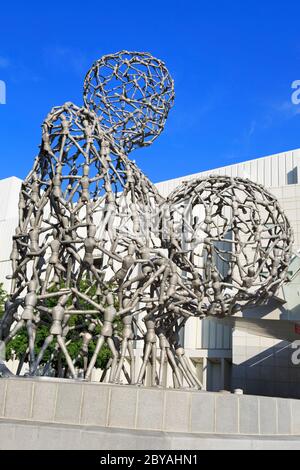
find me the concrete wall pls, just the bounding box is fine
[232,329,300,399]
[2,420,300,450]
[1,377,300,438]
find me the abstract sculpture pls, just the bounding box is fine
[0,51,293,389]
[83,51,175,152]
[1,99,169,382]
[167,175,293,318]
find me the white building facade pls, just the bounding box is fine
[1,149,300,397]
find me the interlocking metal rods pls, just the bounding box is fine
[167,175,293,317]
[83,51,175,153]
[0,51,293,390]
[1,101,169,382]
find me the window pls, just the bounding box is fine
[287,167,298,185]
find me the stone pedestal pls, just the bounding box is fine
[0,377,300,449]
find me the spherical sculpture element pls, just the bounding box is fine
[168,175,293,317]
[12,101,163,294]
[83,50,175,153]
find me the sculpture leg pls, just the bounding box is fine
[27,320,36,371]
[83,353,88,374]
[91,266,104,285]
[31,335,54,375]
[98,208,113,241]
[151,343,157,387]
[16,348,29,376]
[166,349,183,388]
[137,343,152,385]
[57,351,63,378]
[172,371,180,389]
[121,365,131,384]
[177,355,195,387]
[10,269,17,296]
[42,265,53,294]
[159,347,166,387]
[107,337,119,383]
[86,335,105,381]
[184,356,202,389]
[114,338,128,383]
[3,319,25,344]
[100,358,112,383]
[10,274,25,296]
[10,257,29,279]
[76,267,85,289]
[57,336,77,379]
[66,256,73,288]
[128,340,135,384]
[42,343,59,376]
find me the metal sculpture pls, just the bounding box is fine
[83,51,175,153]
[167,175,294,317]
[0,99,170,382]
[0,51,293,390]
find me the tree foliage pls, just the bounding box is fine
[1,281,120,374]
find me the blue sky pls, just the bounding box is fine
[1,1,300,183]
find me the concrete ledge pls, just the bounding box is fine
[1,376,300,440]
[1,419,300,450]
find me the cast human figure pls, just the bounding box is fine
[31,294,76,378]
[114,295,136,384]
[85,293,119,381]
[136,312,158,387]
[170,327,202,389]
[156,323,183,388]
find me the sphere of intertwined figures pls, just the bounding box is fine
[83,50,175,153]
[11,101,163,293]
[2,101,167,381]
[167,175,293,317]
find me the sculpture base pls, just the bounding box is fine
[0,377,300,449]
[1,419,300,450]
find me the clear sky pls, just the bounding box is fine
[1,1,300,183]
